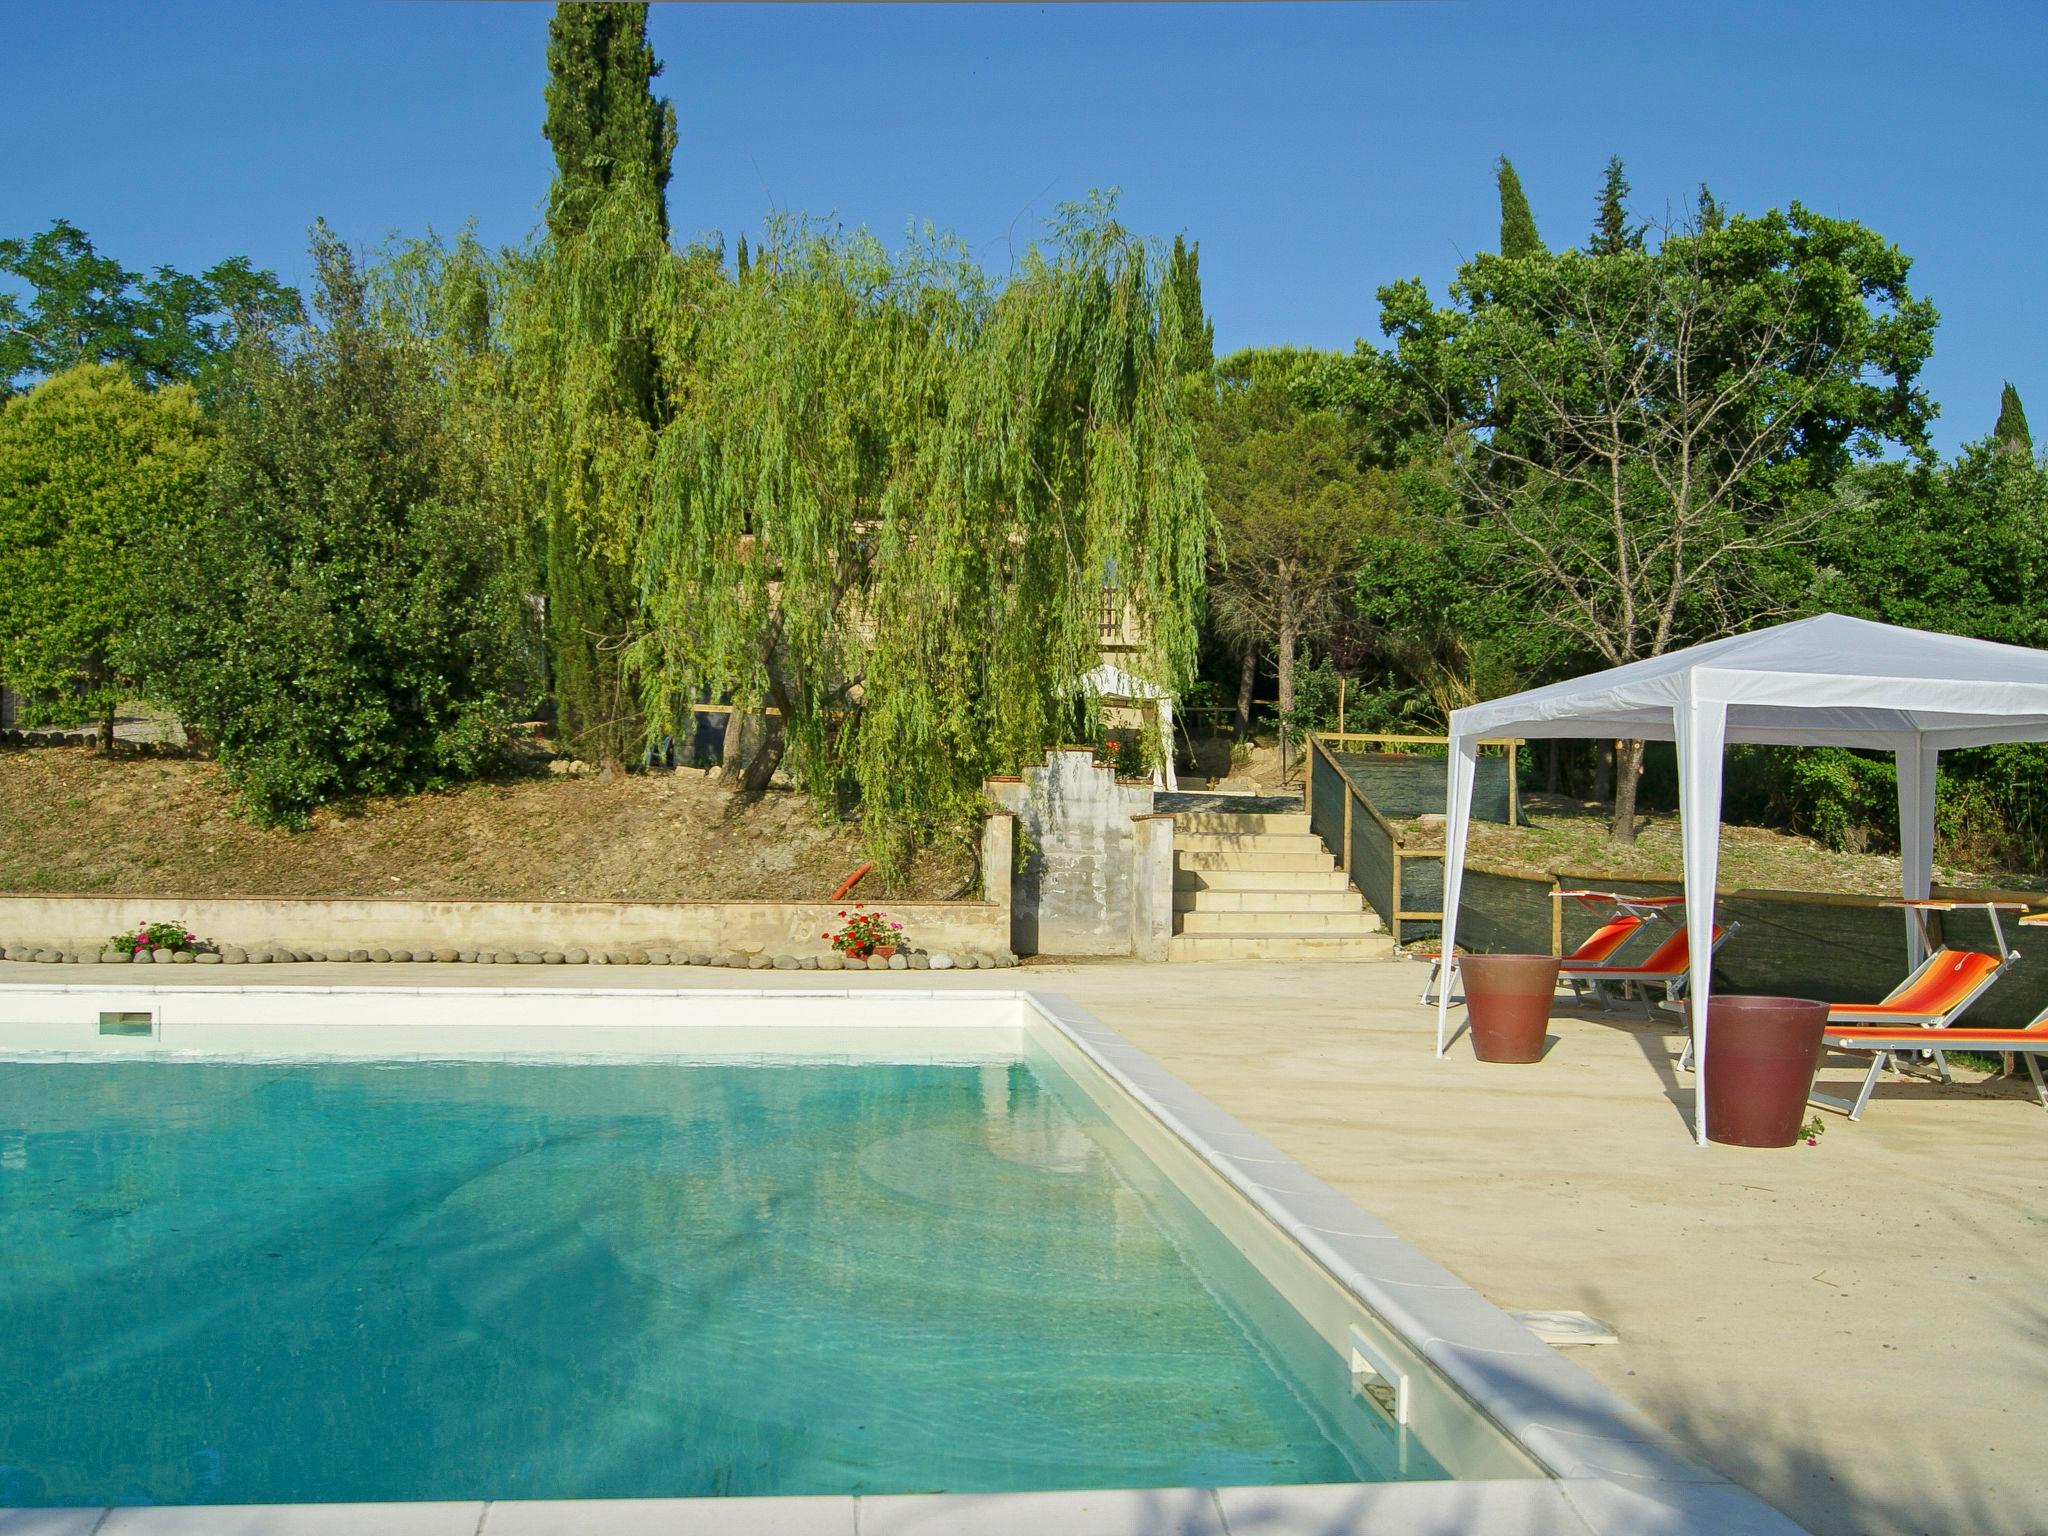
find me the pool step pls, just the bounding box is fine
[1166,809,1388,962]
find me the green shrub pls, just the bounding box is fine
[124,227,528,826]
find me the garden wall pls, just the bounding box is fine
[0,815,1016,963]
[0,892,1011,961]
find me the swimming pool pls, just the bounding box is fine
[0,981,1801,1534]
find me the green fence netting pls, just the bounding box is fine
[1330,750,1512,822]
[1480,873,2048,1034]
[1346,803,1397,941]
[1309,747,1345,855]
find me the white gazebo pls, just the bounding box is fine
[1433,614,2048,1143]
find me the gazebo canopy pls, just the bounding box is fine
[1434,614,2048,1143]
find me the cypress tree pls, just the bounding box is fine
[1496,157,1544,258]
[736,232,750,280]
[1166,234,1214,374]
[1589,156,1641,255]
[1994,383,2033,457]
[536,2,676,766]
[544,5,677,243]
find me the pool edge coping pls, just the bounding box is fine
[0,980,1806,1536]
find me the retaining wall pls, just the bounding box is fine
[3,814,1018,961]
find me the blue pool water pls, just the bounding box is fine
[0,1055,1437,1506]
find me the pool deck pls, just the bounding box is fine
[6,955,2045,1536]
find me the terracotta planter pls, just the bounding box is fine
[1697,995,1830,1147]
[1460,953,1561,1063]
[872,945,898,960]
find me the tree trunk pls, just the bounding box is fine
[1234,643,1257,742]
[1610,739,1645,844]
[100,698,115,756]
[1276,589,1298,719]
[1276,587,1298,781]
[719,709,773,790]
[1544,740,1561,794]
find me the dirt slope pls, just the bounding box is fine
[0,749,973,902]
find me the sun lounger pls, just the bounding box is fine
[1818,1017,2048,1119]
[1808,904,2038,1118]
[1418,889,1669,1005]
[1562,922,1736,1012]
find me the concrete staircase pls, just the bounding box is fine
[1167,810,1392,961]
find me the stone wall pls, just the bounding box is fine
[986,748,1172,958]
[0,890,1008,960]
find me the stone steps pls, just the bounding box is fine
[1167,931,1396,962]
[1176,909,1382,935]
[1177,850,1341,873]
[1174,867,1355,893]
[1172,888,1365,914]
[1171,811,1312,836]
[1173,832,1331,855]
[1167,810,1389,962]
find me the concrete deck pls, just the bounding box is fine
[7,955,2045,1535]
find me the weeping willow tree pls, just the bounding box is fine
[637,199,1212,877]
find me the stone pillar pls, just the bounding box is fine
[980,810,1015,948]
[1130,814,1176,962]
[985,749,1156,957]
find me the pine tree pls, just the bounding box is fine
[1496,157,1544,258]
[736,232,750,280]
[1994,383,2033,457]
[534,1,677,765]
[1695,183,1726,232]
[1589,156,1640,255]
[1166,234,1214,374]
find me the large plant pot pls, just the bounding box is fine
[1461,953,1561,1063]
[1697,995,1830,1147]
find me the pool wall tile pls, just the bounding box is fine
[860,1487,1228,1536]
[0,1511,108,1536]
[95,1502,486,1535]
[1214,1478,1590,1535]
[1559,1475,1810,1536]
[482,1495,857,1535]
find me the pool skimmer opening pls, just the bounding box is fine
[1347,1324,1409,1425]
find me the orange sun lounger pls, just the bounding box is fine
[1810,905,2039,1119]
[1418,889,1668,1005]
[1560,922,1736,1011]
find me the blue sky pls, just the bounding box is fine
[5,0,2043,453]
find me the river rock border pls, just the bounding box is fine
[0,944,1018,971]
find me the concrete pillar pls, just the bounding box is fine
[1131,814,1176,962]
[980,811,1016,952]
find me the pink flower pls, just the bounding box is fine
[890,922,901,930]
